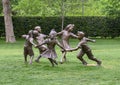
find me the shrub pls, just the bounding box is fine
[0,16,120,38]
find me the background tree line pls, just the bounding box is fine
[0,16,120,38]
[0,0,119,17]
[0,0,120,43]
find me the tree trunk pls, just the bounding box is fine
[2,0,16,43]
[61,0,65,30]
[81,0,84,16]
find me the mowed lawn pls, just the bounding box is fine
[0,38,120,85]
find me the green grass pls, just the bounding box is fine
[0,38,120,85]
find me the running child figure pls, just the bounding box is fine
[33,26,47,54]
[35,29,66,67]
[22,31,38,64]
[57,24,78,63]
[67,31,101,66]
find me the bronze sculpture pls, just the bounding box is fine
[35,29,65,67]
[35,26,47,54]
[57,24,78,63]
[22,31,38,64]
[67,31,102,66]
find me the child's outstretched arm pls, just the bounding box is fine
[57,31,63,36]
[66,42,81,52]
[56,40,66,51]
[22,34,28,39]
[36,39,48,48]
[43,34,49,38]
[86,38,95,43]
[66,47,79,52]
[70,33,78,39]
[29,37,37,47]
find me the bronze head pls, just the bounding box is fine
[49,29,57,39]
[65,24,74,31]
[77,31,85,39]
[34,26,41,33]
[28,30,39,38]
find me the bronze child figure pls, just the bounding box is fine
[22,32,38,64]
[67,31,102,66]
[35,29,65,67]
[57,24,78,63]
[35,26,47,54]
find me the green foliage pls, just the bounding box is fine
[0,39,120,85]
[101,0,120,17]
[0,0,3,15]
[1,0,119,17]
[0,16,5,37]
[8,0,105,16]
[12,0,58,16]
[12,16,62,37]
[0,16,120,38]
[106,17,120,38]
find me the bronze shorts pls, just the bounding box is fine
[24,47,34,56]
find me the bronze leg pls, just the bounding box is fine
[77,50,87,65]
[48,58,54,67]
[86,51,102,65]
[35,55,41,63]
[60,51,66,64]
[24,53,27,63]
[29,55,34,64]
[53,59,58,65]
